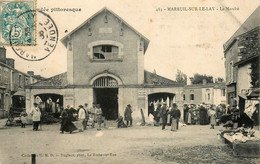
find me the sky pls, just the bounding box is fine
[4,0,260,81]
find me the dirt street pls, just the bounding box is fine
[0,120,259,164]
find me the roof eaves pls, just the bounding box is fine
[224,6,260,51]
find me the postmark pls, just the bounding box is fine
[11,10,58,61]
[0,0,36,46]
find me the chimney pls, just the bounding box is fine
[0,47,6,63]
[202,79,207,85]
[6,58,15,68]
[27,71,34,76]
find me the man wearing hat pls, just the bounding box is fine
[160,102,167,130]
[77,105,86,132]
[124,104,133,127]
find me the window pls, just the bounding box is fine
[88,41,123,61]
[11,71,14,90]
[25,78,29,85]
[190,94,194,100]
[93,45,119,60]
[0,93,3,109]
[229,62,233,82]
[93,76,118,87]
[0,67,2,83]
[3,70,5,83]
[206,89,210,101]
[18,75,22,87]
[221,89,226,96]
[4,70,8,84]
[183,95,186,101]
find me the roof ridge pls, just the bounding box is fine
[60,7,150,47]
[224,6,260,50]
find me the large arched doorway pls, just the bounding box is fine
[93,76,118,120]
[34,93,63,118]
[148,92,175,116]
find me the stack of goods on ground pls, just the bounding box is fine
[219,105,260,157]
[220,127,260,143]
[41,112,60,124]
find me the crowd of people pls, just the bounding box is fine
[147,102,228,131]
[148,102,181,131]
[183,104,226,128]
[59,103,106,133]
[20,100,257,134]
[19,102,107,133]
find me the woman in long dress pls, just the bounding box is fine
[187,109,192,125]
[60,106,77,133]
[208,107,216,129]
[60,108,68,133]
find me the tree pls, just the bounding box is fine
[175,69,187,84]
[191,73,213,84]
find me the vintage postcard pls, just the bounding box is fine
[0,0,259,163]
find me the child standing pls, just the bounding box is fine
[20,109,27,128]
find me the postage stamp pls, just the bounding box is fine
[11,10,58,61]
[0,0,36,46]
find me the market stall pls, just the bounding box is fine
[220,88,260,157]
[220,127,260,157]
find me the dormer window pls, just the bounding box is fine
[93,45,119,60]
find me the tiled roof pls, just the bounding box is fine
[235,28,260,65]
[184,83,225,89]
[213,83,226,89]
[28,72,67,87]
[144,70,180,86]
[28,71,181,88]
[224,6,260,51]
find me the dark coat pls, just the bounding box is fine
[124,106,133,121]
[159,105,167,118]
[171,109,181,119]
[60,109,77,132]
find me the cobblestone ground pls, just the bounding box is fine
[0,119,259,164]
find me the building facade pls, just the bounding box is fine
[26,8,184,121]
[183,83,226,106]
[0,47,42,117]
[224,6,260,107]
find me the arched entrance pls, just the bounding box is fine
[34,93,63,116]
[93,76,118,120]
[148,92,175,116]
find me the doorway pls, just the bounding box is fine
[93,88,118,120]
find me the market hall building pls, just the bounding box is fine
[25,8,184,120]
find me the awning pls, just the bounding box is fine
[239,88,260,100]
[238,93,248,100]
[247,88,260,99]
[13,90,25,97]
